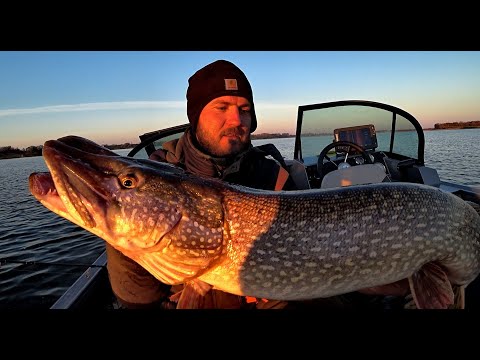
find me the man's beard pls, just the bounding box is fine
[196,126,250,157]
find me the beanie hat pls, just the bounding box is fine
[186,60,257,133]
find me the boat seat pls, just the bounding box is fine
[321,163,390,189]
[285,159,311,189]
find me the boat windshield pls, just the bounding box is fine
[294,100,425,165]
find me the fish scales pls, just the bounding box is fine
[29,136,480,308]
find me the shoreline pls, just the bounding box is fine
[2,127,479,160]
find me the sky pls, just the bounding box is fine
[1,51,479,149]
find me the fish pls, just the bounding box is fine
[29,135,480,309]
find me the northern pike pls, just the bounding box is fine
[29,136,480,309]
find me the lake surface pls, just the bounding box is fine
[1,129,479,309]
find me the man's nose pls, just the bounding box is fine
[225,107,242,127]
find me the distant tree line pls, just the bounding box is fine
[0,142,138,160]
[0,145,43,159]
[434,121,480,130]
[251,132,294,139]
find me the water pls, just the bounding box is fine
[1,130,479,309]
[423,129,480,186]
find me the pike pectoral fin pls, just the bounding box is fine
[172,279,213,309]
[408,262,454,309]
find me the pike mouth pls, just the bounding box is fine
[29,166,103,229]
[29,172,67,214]
[29,140,112,229]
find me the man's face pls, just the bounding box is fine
[195,95,252,157]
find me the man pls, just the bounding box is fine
[105,59,298,309]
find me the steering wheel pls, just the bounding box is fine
[317,141,373,183]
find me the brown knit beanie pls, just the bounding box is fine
[186,60,257,133]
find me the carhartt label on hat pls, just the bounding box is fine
[224,79,238,90]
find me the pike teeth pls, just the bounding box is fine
[47,188,58,196]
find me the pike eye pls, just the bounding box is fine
[120,176,137,188]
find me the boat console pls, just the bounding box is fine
[292,100,442,190]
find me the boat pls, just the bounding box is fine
[49,99,480,309]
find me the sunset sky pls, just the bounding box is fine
[1,51,479,148]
